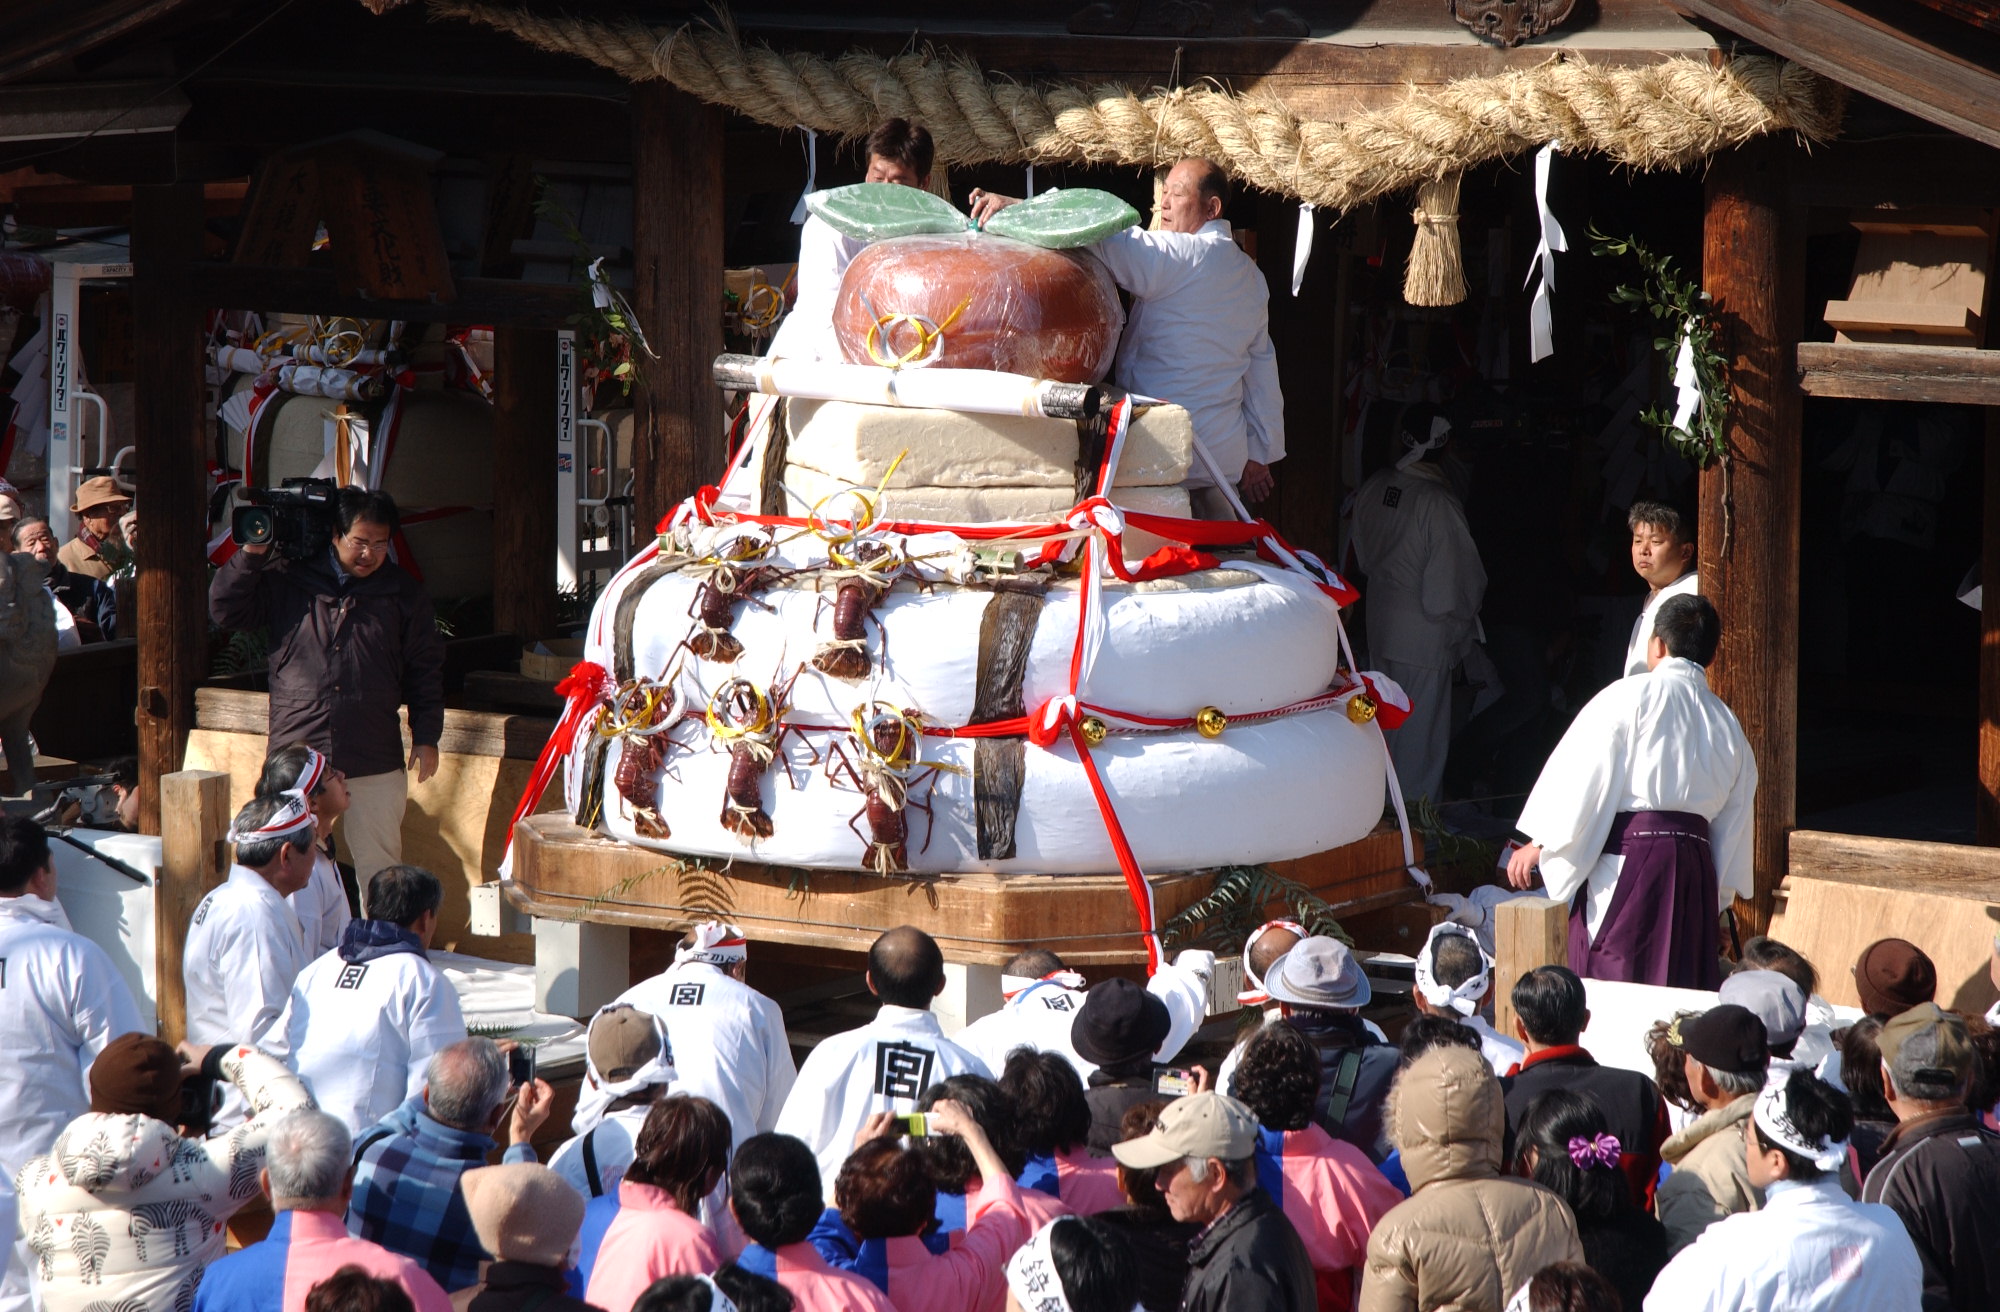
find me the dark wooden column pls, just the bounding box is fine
[1698,140,1803,935]
[131,182,210,836]
[630,82,725,527]
[1980,408,2000,841]
[492,326,559,641]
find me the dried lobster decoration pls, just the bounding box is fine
[825,701,959,874]
[705,671,812,842]
[684,533,783,663]
[811,539,913,679]
[602,675,683,839]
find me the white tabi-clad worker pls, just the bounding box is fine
[184,791,319,1130]
[0,817,144,1312]
[1506,593,1756,991]
[969,157,1285,515]
[257,743,355,955]
[267,864,466,1136]
[764,118,935,363]
[1215,920,1387,1095]
[954,945,1217,1083]
[1643,1068,1922,1312]
[579,921,796,1154]
[1350,404,1485,805]
[1408,921,1524,1076]
[774,924,990,1193]
[1623,500,1699,677]
[548,1004,677,1200]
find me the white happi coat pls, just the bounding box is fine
[266,937,466,1136]
[287,848,352,957]
[765,209,866,364]
[1624,572,1699,677]
[575,961,797,1151]
[1517,656,1757,941]
[774,1004,990,1190]
[548,1103,652,1199]
[1089,219,1283,486]
[184,865,312,1050]
[954,951,1218,1082]
[0,895,144,1312]
[1643,1176,1922,1312]
[1461,1013,1526,1076]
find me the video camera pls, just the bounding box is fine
[231,477,339,561]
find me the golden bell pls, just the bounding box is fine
[1346,693,1379,724]
[1079,716,1109,747]
[1195,706,1227,738]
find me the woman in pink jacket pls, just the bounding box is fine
[584,1097,730,1312]
[1000,1051,1124,1216]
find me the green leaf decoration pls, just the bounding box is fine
[806,183,969,240]
[982,188,1140,248]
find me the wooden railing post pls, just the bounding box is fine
[156,769,231,1042]
[1493,896,1569,1042]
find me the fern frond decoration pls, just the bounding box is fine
[1158,864,1351,954]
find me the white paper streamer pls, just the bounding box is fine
[1671,318,1702,431]
[1524,143,1567,363]
[1291,203,1314,297]
[790,127,817,224]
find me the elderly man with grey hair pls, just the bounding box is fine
[346,1039,553,1292]
[1861,1002,2000,1310]
[194,1110,451,1312]
[1655,1004,1771,1253]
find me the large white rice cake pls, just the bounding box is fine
[785,398,1194,489]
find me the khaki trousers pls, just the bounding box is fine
[339,767,408,904]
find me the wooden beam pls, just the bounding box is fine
[194,687,555,761]
[132,183,211,836]
[1791,828,2000,899]
[156,769,230,1043]
[1493,896,1569,1041]
[630,81,726,528]
[491,327,560,641]
[1798,341,2000,405]
[189,263,578,328]
[1699,140,1803,938]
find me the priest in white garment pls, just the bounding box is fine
[765,119,934,364]
[1623,500,1699,677]
[1507,593,1756,989]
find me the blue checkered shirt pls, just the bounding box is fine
[346,1096,535,1291]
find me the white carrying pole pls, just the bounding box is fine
[711,354,1107,421]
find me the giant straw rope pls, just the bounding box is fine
[431,1,1842,216]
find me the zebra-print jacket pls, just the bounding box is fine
[15,1046,314,1312]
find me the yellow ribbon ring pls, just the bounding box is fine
[849,702,920,770]
[862,296,973,370]
[808,488,878,547]
[706,679,775,740]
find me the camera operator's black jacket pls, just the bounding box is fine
[209,547,446,778]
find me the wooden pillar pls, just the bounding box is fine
[1493,896,1568,1040]
[1699,140,1803,936]
[492,326,559,641]
[1981,407,2000,842]
[131,183,210,836]
[157,769,230,1042]
[630,82,725,527]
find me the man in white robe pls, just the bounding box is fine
[1409,921,1524,1076]
[953,945,1217,1083]
[765,118,934,364]
[1623,499,1698,677]
[970,158,1285,512]
[184,792,318,1128]
[1350,405,1486,804]
[774,924,989,1192]
[0,817,144,1312]
[548,1004,677,1199]
[267,864,464,1136]
[1644,1070,1921,1311]
[258,743,355,955]
[574,920,795,1153]
[1508,593,1756,989]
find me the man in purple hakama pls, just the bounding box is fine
[1506,595,1757,989]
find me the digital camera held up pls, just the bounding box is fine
[231,477,339,561]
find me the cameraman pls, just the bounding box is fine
[210,488,446,889]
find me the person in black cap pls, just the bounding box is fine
[1074,978,1174,1151]
[1654,1003,1770,1253]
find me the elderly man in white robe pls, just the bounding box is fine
[184,791,318,1128]
[1350,404,1487,805]
[765,118,934,364]
[1507,593,1756,990]
[774,924,989,1192]
[970,157,1285,514]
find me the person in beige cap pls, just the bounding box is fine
[547,1004,679,1199]
[1112,1091,1316,1311]
[453,1163,596,1312]
[60,474,130,582]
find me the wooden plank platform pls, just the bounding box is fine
[505,813,1423,966]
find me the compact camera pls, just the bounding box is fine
[231,477,339,561]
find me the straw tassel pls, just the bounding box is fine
[1405,172,1467,307]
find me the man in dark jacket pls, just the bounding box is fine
[1863,1002,2000,1312]
[210,488,445,889]
[1074,978,1174,1151]
[1261,937,1401,1164]
[1113,1091,1315,1312]
[1500,964,1669,1206]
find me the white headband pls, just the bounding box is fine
[1002,969,1088,998]
[227,790,317,846]
[291,746,328,796]
[576,1005,677,1133]
[675,920,748,967]
[1238,919,1305,1005]
[1752,1079,1847,1173]
[1413,922,1493,1017]
[1395,415,1453,471]
[694,1275,737,1312]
